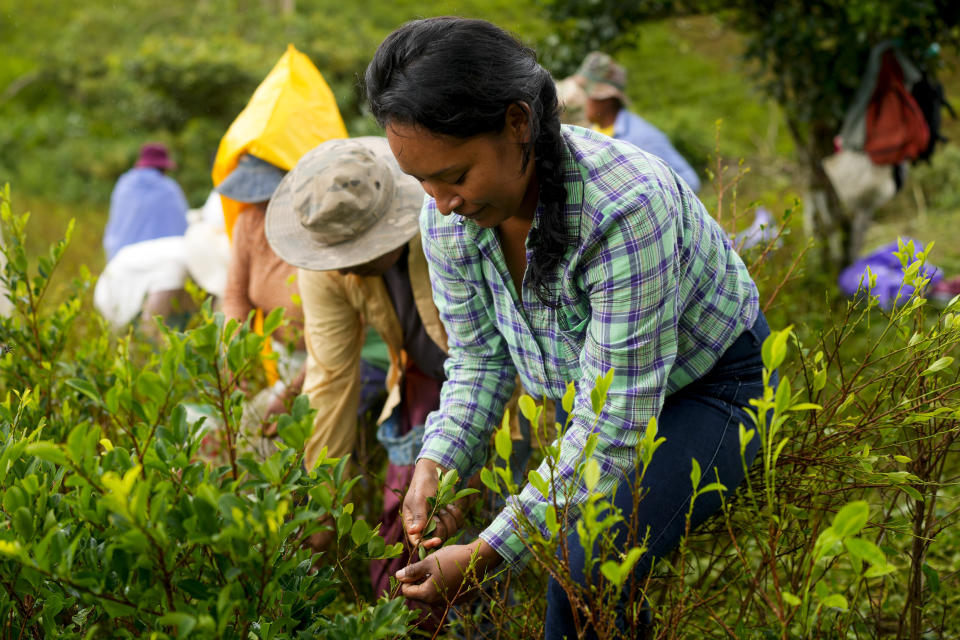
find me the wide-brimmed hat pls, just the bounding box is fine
[135,142,176,170]
[216,154,286,203]
[574,51,630,104]
[265,136,424,271]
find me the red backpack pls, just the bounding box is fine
[864,51,930,165]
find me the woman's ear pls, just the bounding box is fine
[504,102,532,144]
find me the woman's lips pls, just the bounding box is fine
[456,204,486,219]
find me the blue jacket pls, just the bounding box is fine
[103,168,189,260]
[614,109,701,192]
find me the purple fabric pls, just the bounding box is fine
[838,240,941,308]
[103,167,189,260]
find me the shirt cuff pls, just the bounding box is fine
[416,432,475,478]
[479,497,537,569]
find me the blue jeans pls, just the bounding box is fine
[544,312,775,640]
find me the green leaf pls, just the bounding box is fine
[351,519,371,546]
[819,593,848,610]
[812,368,827,392]
[337,511,353,540]
[898,484,922,501]
[761,326,792,371]
[25,442,68,466]
[774,374,791,415]
[545,505,559,535]
[494,422,512,462]
[158,612,197,639]
[135,371,166,401]
[864,563,897,578]
[65,378,101,404]
[690,458,701,491]
[528,470,550,498]
[480,468,501,495]
[518,395,537,422]
[600,560,620,585]
[262,306,285,337]
[584,458,600,492]
[843,537,886,567]
[781,592,801,607]
[922,563,940,593]
[3,486,28,513]
[561,381,576,414]
[831,501,869,537]
[922,357,954,375]
[590,387,602,416]
[12,507,33,540]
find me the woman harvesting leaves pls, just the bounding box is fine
[365,17,775,637]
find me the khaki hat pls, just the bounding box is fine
[265,136,424,271]
[574,51,629,104]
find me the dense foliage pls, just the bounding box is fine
[2,179,960,637]
[0,187,413,638]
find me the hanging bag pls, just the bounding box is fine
[863,51,930,165]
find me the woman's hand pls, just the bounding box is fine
[403,459,446,550]
[404,460,479,551]
[395,539,502,604]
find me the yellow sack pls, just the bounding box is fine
[212,43,348,239]
[213,44,347,383]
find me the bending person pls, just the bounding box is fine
[265,137,454,631]
[365,17,773,637]
[574,51,701,193]
[210,154,306,459]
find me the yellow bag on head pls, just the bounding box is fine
[213,44,347,383]
[212,44,348,239]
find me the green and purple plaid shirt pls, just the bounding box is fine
[419,126,759,567]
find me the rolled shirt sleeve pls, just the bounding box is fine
[418,217,519,479]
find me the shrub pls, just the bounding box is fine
[0,185,413,639]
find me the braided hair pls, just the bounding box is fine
[365,17,568,307]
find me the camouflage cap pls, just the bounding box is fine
[265,137,424,271]
[574,51,629,104]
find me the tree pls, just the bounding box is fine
[539,0,960,266]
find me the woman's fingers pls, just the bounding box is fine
[396,557,442,602]
[402,496,428,541]
[395,558,430,584]
[402,460,444,546]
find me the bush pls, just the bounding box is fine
[0,186,413,639]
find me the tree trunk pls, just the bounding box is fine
[788,118,861,268]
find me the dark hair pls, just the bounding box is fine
[365,17,568,307]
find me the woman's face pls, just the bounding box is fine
[385,105,539,228]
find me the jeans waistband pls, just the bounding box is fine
[716,309,770,364]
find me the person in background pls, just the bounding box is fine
[212,153,306,453]
[574,51,701,192]
[265,136,451,631]
[103,142,189,261]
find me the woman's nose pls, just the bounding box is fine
[423,182,463,216]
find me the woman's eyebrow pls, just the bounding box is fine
[421,164,462,180]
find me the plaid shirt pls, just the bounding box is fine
[419,126,759,567]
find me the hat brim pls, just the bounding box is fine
[265,136,425,271]
[583,80,629,105]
